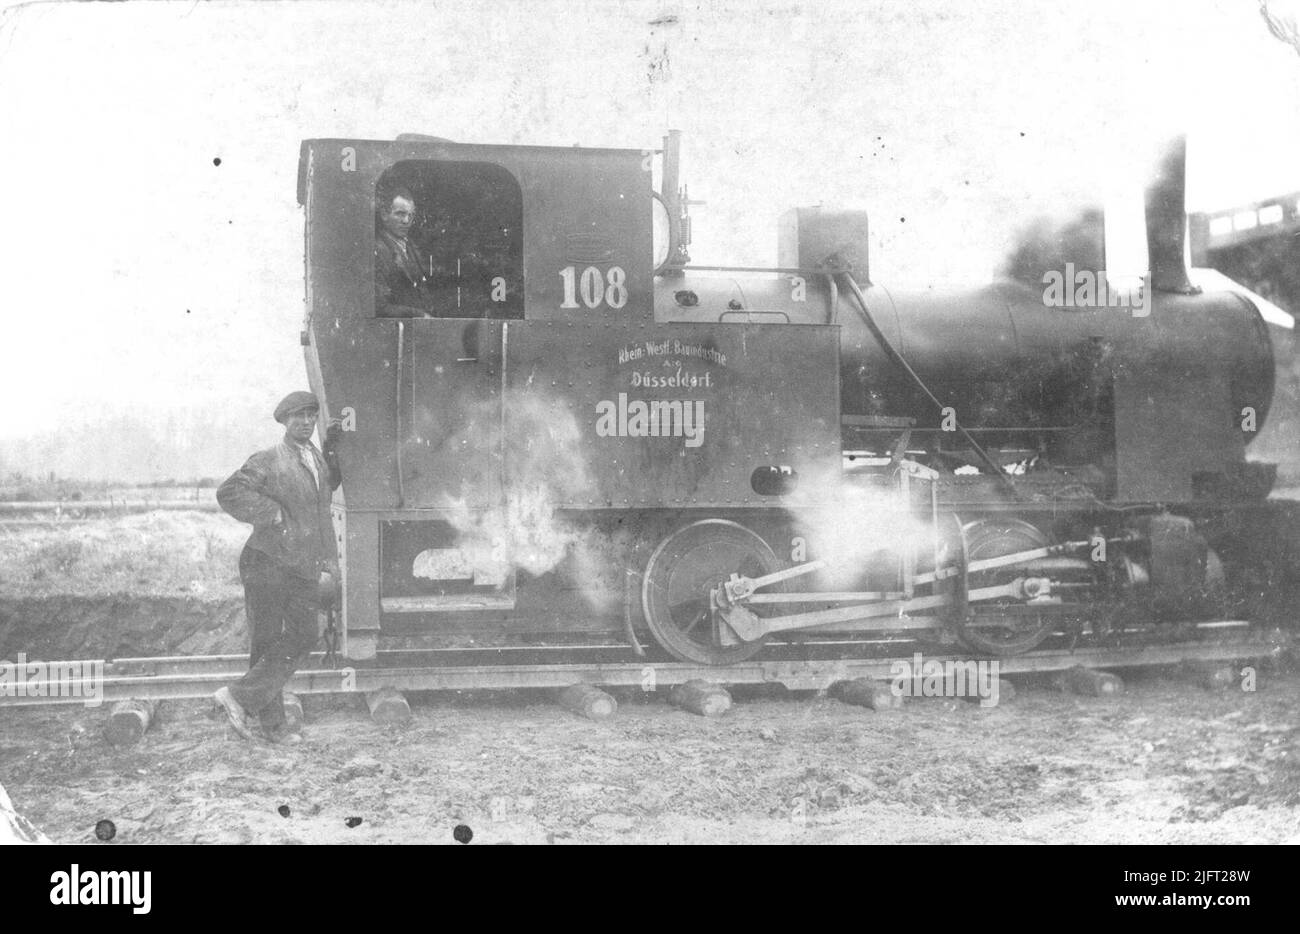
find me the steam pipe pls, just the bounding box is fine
[661,130,686,268]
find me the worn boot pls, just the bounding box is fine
[213,686,255,740]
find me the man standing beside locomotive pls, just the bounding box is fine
[213,392,341,745]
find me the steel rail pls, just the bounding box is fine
[0,624,1286,707]
[0,501,220,514]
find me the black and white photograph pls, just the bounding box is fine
[0,0,1298,862]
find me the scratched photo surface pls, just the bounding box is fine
[1,0,1299,847]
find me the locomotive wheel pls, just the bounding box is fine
[956,518,1055,656]
[641,520,781,665]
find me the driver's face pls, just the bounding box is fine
[381,196,416,240]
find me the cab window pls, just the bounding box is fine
[374,161,524,319]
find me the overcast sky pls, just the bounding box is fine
[2,0,1299,444]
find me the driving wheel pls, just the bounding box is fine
[955,518,1055,656]
[641,520,781,665]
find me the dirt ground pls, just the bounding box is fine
[1,666,1297,845]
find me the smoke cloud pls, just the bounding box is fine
[786,461,935,590]
[999,207,1105,287]
[437,389,594,586]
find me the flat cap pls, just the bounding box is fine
[273,391,320,423]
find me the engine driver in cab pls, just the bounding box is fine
[375,186,437,315]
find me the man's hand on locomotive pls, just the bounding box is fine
[323,419,342,447]
[322,419,344,488]
[322,420,342,460]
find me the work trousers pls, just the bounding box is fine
[228,545,321,730]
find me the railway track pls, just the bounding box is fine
[0,621,1288,708]
[0,499,220,522]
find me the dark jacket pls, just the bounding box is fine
[375,230,435,312]
[217,439,340,581]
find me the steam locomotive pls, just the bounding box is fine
[297,132,1283,667]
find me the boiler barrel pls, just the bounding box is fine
[655,273,1274,436]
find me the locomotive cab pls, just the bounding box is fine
[299,135,843,660]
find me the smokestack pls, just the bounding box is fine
[1144,137,1199,294]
